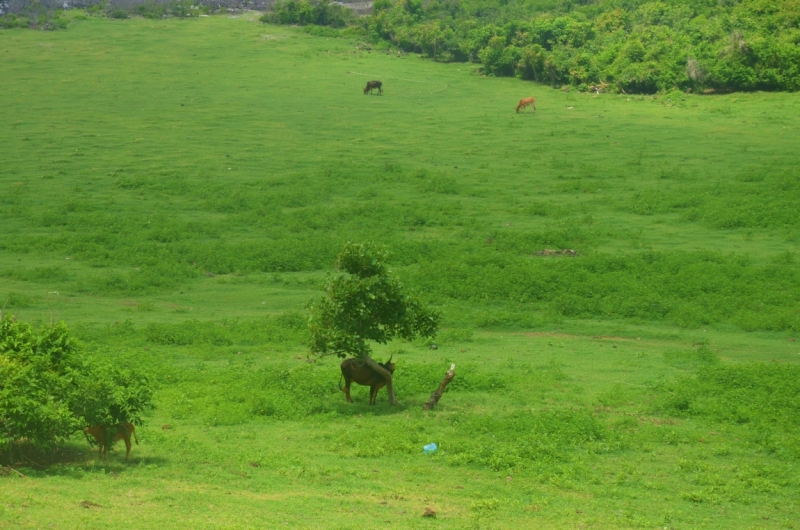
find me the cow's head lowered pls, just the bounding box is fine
[339,355,395,405]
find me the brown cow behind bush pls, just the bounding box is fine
[83,423,139,459]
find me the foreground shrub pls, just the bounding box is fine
[0,314,153,461]
[0,316,85,453]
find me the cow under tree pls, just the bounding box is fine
[364,80,383,95]
[340,355,396,404]
[308,242,439,405]
[83,423,139,459]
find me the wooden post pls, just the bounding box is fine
[423,364,456,410]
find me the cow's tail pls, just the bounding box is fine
[131,424,139,445]
[338,374,345,392]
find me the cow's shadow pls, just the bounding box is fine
[329,394,420,417]
[2,439,169,478]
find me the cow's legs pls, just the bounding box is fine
[370,383,387,405]
[344,381,353,402]
[123,434,132,460]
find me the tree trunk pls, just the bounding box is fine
[363,356,399,405]
[423,364,455,411]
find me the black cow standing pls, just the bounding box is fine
[339,356,395,404]
[363,80,383,95]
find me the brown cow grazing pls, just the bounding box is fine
[363,80,383,95]
[339,355,395,404]
[516,97,536,113]
[83,423,139,460]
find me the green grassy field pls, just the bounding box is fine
[2,13,800,529]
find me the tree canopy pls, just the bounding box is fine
[308,242,440,360]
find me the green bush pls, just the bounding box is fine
[0,14,28,29]
[0,314,154,460]
[131,1,203,19]
[0,0,67,30]
[0,316,85,453]
[73,364,154,430]
[263,0,353,28]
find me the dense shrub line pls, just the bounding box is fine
[0,0,67,29]
[263,0,800,93]
[261,0,353,27]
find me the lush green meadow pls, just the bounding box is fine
[2,13,800,529]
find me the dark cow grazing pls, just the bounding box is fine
[339,355,395,404]
[363,80,383,95]
[516,96,536,113]
[83,423,139,460]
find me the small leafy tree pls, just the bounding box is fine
[0,316,84,457]
[308,242,439,405]
[73,364,154,449]
[0,313,153,462]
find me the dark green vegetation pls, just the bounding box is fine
[0,314,153,457]
[308,242,439,359]
[0,0,69,30]
[264,0,355,28]
[1,13,800,528]
[273,0,800,92]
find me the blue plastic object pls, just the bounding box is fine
[423,443,438,455]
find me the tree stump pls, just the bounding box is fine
[423,364,455,410]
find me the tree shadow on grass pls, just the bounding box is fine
[2,439,169,478]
